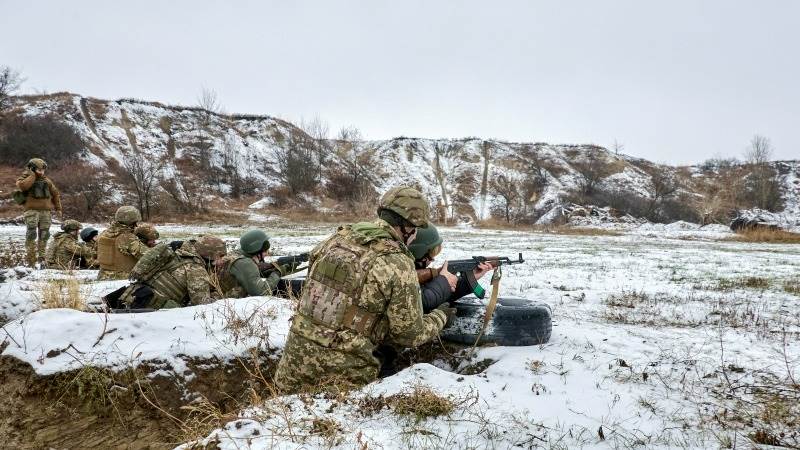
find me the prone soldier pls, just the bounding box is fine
[44,219,97,270]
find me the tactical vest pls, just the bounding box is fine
[146,256,201,308]
[216,254,249,298]
[294,227,404,345]
[45,233,67,266]
[30,179,51,199]
[97,227,138,273]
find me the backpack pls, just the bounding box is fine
[12,190,26,205]
[129,243,180,282]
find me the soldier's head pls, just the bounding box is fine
[377,186,430,245]
[407,224,443,269]
[134,223,160,248]
[27,158,47,175]
[80,227,99,243]
[194,235,228,266]
[114,206,142,226]
[61,219,82,236]
[239,229,271,261]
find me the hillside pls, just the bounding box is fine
[4,93,799,227]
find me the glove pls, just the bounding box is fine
[435,303,457,328]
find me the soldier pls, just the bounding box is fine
[274,186,453,392]
[96,206,149,280]
[44,220,97,270]
[409,224,493,312]
[216,230,300,298]
[80,227,100,268]
[118,235,228,309]
[15,158,62,267]
[134,223,160,248]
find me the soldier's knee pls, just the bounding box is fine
[40,229,51,241]
[25,228,38,241]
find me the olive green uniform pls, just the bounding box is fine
[217,251,282,298]
[45,232,96,270]
[274,220,447,392]
[96,222,149,280]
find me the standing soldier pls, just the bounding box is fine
[15,158,62,267]
[216,230,300,298]
[96,206,149,280]
[118,235,228,309]
[45,220,96,270]
[274,186,452,392]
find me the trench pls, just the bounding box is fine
[0,350,279,449]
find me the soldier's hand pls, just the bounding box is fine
[435,303,457,327]
[440,261,457,292]
[473,262,493,280]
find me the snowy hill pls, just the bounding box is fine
[6,93,800,225]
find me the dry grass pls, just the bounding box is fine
[727,228,800,244]
[716,276,770,290]
[39,277,85,310]
[386,386,456,422]
[783,279,800,295]
[477,220,621,236]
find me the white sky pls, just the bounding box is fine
[2,0,798,163]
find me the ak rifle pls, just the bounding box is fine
[257,253,310,277]
[417,253,525,284]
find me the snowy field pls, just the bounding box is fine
[1,222,799,449]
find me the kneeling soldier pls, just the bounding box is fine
[134,223,160,248]
[96,206,149,280]
[118,235,228,310]
[45,220,96,270]
[80,227,100,268]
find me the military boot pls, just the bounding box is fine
[25,242,37,268]
[37,241,48,268]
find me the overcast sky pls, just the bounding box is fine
[2,0,798,164]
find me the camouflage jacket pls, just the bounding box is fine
[216,251,281,298]
[96,222,149,280]
[122,241,217,309]
[45,232,96,270]
[274,219,447,392]
[15,170,62,212]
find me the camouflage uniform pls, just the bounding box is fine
[96,222,150,280]
[45,232,96,270]
[15,159,62,266]
[274,219,447,392]
[119,241,218,309]
[216,251,282,298]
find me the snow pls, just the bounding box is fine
[3,221,797,448]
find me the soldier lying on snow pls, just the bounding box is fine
[215,230,301,298]
[45,220,97,270]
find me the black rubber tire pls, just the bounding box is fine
[440,297,552,346]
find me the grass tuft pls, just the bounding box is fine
[39,277,85,310]
[387,386,455,422]
[728,228,800,244]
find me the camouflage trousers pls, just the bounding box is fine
[23,209,51,266]
[274,332,379,394]
[96,268,131,281]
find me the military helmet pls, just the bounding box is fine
[80,227,99,242]
[239,229,270,256]
[60,219,82,232]
[194,235,227,260]
[378,186,430,228]
[134,223,159,242]
[115,205,142,225]
[28,158,47,170]
[407,224,443,260]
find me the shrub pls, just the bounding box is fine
[0,113,85,168]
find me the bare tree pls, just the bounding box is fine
[196,87,222,125]
[121,151,164,220]
[573,154,612,202]
[612,140,624,155]
[327,126,380,203]
[0,66,24,111]
[274,131,319,195]
[744,134,781,210]
[300,115,331,184]
[490,175,520,223]
[646,170,679,216]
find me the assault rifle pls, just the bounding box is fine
[257,253,310,278]
[417,253,525,284]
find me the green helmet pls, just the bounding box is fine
[28,158,47,170]
[239,229,271,256]
[61,219,82,232]
[134,223,159,242]
[378,186,430,228]
[194,235,227,259]
[407,224,443,260]
[115,206,142,225]
[80,227,99,242]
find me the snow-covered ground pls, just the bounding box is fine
[1,223,799,449]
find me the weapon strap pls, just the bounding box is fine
[466,266,502,360]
